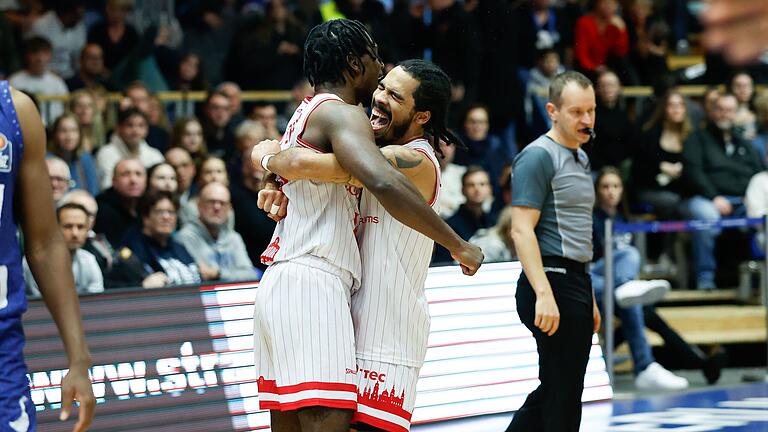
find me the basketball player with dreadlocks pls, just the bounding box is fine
[250,20,483,432]
[257,59,459,432]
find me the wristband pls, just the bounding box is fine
[261,154,275,173]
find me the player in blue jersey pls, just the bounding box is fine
[0,82,95,431]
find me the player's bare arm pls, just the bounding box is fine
[262,145,436,201]
[13,88,96,431]
[509,205,560,336]
[314,103,482,274]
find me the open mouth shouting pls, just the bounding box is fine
[370,103,391,134]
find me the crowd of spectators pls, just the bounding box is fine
[5,0,768,295]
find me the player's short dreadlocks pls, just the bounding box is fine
[303,19,379,87]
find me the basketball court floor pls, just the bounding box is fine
[412,368,768,431]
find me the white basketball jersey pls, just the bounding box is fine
[351,138,441,367]
[261,93,362,287]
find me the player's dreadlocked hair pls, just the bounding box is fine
[303,19,378,87]
[397,59,464,157]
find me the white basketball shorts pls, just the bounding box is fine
[253,255,358,411]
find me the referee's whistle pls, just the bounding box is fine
[580,128,596,140]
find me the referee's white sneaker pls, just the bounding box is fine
[635,362,689,390]
[615,279,671,308]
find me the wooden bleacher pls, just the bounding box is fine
[613,289,766,372]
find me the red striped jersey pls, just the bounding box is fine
[351,138,441,367]
[261,93,362,288]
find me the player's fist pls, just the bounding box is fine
[451,241,483,276]
[258,189,288,221]
[251,139,281,170]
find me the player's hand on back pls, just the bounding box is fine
[450,241,483,276]
[59,363,96,432]
[258,189,288,222]
[251,139,281,168]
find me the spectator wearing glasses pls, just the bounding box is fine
[177,182,258,282]
[109,190,201,289]
[46,156,74,204]
[681,93,764,289]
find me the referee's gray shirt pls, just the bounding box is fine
[511,135,595,263]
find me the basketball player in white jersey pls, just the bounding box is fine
[256,59,458,432]
[250,21,482,432]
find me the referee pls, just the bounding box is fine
[505,71,601,432]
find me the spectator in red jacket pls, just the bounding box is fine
[574,0,636,84]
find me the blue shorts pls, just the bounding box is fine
[0,318,35,432]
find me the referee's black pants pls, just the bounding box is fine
[506,261,594,432]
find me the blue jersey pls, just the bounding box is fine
[0,81,26,319]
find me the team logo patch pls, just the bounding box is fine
[0,133,12,173]
[260,237,281,265]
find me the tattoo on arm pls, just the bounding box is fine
[387,149,423,169]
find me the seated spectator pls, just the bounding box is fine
[180,156,231,227]
[231,148,276,270]
[94,158,146,246]
[24,203,104,297]
[161,52,209,92]
[437,139,467,219]
[469,206,516,263]
[170,117,207,167]
[25,0,86,80]
[589,69,636,172]
[96,107,164,189]
[751,90,768,164]
[201,91,236,158]
[165,147,197,207]
[122,81,170,152]
[177,182,258,282]
[59,189,114,278]
[46,156,73,204]
[681,93,764,289]
[146,162,178,194]
[249,102,281,140]
[433,166,497,263]
[68,89,105,152]
[47,112,99,196]
[633,90,691,220]
[574,0,634,85]
[108,190,201,288]
[515,0,574,70]
[216,81,246,127]
[228,120,266,184]
[87,0,139,74]
[525,49,564,137]
[9,36,68,122]
[66,43,111,91]
[455,104,512,201]
[625,0,669,85]
[591,168,687,390]
[729,71,757,142]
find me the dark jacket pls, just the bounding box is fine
[107,230,201,288]
[682,123,764,199]
[94,188,140,247]
[631,125,685,195]
[432,204,496,264]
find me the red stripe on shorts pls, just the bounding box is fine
[352,412,409,432]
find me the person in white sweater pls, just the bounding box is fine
[96,107,164,189]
